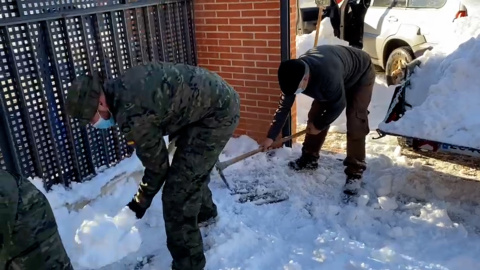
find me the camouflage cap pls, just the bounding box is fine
[65,74,103,127]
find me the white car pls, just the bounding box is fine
[298,0,468,84]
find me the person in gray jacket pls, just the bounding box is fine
[260,44,376,196]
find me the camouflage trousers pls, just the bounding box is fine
[163,93,240,270]
[304,64,375,178]
[0,170,73,270]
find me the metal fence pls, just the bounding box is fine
[0,0,197,191]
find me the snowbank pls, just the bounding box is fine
[462,0,480,16]
[379,16,480,149]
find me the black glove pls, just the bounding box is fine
[127,198,147,219]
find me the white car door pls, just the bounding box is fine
[363,0,402,62]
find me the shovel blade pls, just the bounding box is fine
[215,163,232,191]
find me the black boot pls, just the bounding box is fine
[288,154,319,171]
[343,176,362,196]
[198,210,218,227]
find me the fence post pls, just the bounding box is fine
[0,107,21,174]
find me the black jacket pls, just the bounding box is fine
[267,45,372,140]
[322,0,371,49]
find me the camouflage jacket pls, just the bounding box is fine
[0,170,18,265]
[0,170,59,261]
[104,62,237,208]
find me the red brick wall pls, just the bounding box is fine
[194,0,297,142]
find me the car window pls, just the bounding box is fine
[394,0,407,7]
[407,0,447,8]
[372,0,393,7]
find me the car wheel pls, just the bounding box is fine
[397,137,409,148]
[385,46,414,86]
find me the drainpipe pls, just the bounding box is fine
[280,0,293,147]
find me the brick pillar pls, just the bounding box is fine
[194,0,297,142]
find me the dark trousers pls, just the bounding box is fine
[163,93,240,270]
[303,67,375,178]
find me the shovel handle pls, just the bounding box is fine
[218,129,307,169]
[313,6,325,47]
[218,147,264,169]
[273,128,307,147]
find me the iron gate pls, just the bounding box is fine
[0,0,197,191]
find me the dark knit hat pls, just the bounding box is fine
[277,59,306,96]
[65,73,103,127]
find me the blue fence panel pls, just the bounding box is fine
[0,0,197,190]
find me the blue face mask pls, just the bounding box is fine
[294,60,309,95]
[93,111,115,129]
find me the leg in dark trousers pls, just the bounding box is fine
[289,100,330,171]
[162,98,239,270]
[197,174,218,224]
[343,65,375,194]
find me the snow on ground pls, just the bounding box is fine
[378,15,480,149]
[295,17,395,133]
[35,135,480,270]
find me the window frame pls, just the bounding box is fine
[406,0,448,9]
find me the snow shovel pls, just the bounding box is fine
[215,129,307,187]
[214,129,307,205]
[313,0,327,47]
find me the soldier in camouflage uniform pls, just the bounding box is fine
[0,169,73,270]
[65,62,240,270]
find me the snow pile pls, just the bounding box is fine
[379,16,480,149]
[296,17,348,58]
[450,16,480,42]
[36,170,148,269]
[462,0,480,17]
[74,206,142,269]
